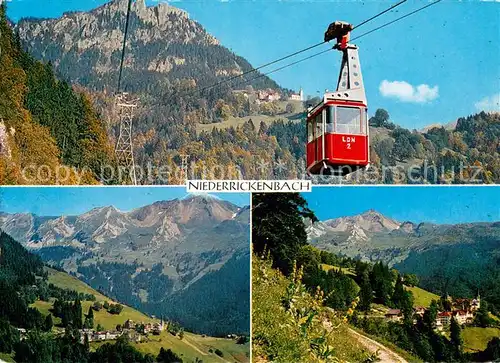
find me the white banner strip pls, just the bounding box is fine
[186,180,311,193]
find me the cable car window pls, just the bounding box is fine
[315,114,323,138]
[326,106,334,133]
[336,107,362,134]
[307,119,314,142]
[359,108,365,134]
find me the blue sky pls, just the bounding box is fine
[302,186,500,224]
[5,0,500,129]
[0,187,249,215]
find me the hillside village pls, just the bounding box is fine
[385,294,482,330]
[232,88,304,103]
[78,318,168,344]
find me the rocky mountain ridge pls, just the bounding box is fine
[307,210,499,266]
[15,0,278,93]
[0,195,242,248]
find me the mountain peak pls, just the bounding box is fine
[79,205,122,221]
[181,193,222,203]
[324,210,400,233]
[361,209,384,217]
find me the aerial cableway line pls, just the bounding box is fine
[224,0,442,91]
[197,0,409,95]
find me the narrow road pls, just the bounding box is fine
[181,336,207,356]
[182,337,232,363]
[348,328,408,363]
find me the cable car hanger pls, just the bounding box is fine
[324,21,367,107]
[305,21,369,176]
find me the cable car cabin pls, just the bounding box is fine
[306,21,370,175]
[306,98,368,175]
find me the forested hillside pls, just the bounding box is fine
[0,4,115,185]
[0,230,248,362]
[252,193,500,362]
[395,239,500,316]
[365,110,500,184]
[308,208,500,315]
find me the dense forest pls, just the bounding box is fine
[0,4,116,185]
[252,193,500,362]
[155,251,250,336]
[73,252,250,336]
[0,230,189,362]
[395,237,500,316]
[99,100,500,184]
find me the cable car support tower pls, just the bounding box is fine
[115,93,138,185]
[114,0,138,185]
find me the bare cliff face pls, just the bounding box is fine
[15,0,249,91]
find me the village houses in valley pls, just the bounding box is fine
[384,293,481,330]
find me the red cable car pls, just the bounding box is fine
[306,22,369,176]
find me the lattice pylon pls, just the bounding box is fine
[115,93,138,185]
[180,154,190,182]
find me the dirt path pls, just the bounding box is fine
[182,337,232,363]
[348,328,408,363]
[182,336,208,356]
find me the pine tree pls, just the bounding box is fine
[252,193,317,275]
[358,271,373,311]
[423,300,438,332]
[43,314,53,332]
[392,275,406,308]
[83,333,90,351]
[157,347,183,363]
[450,317,463,359]
[73,298,83,329]
[84,306,94,329]
[474,300,493,328]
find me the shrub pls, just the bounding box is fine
[252,254,370,362]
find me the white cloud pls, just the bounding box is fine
[379,80,439,103]
[474,93,500,112]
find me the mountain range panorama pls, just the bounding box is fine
[306,209,500,311]
[0,195,251,335]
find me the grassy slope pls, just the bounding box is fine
[320,263,356,276]
[0,353,15,363]
[196,114,302,134]
[31,268,249,363]
[91,331,249,363]
[196,100,305,133]
[32,268,155,330]
[462,327,500,353]
[253,257,370,362]
[405,286,440,308]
